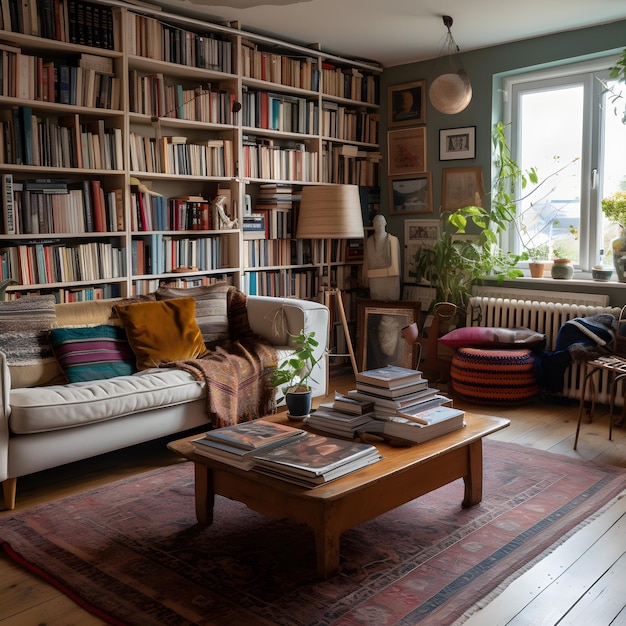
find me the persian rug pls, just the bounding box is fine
[2,440,626,626]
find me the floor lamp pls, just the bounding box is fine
[296,185,364,381]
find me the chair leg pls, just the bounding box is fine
[2,477,17,510]
[574,368,595,450]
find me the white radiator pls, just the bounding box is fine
[467,295,621,404]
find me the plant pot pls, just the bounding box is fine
[551,258,574,280]
[612,227,626,283]
[285,388,312,420]
[528,261,545,278]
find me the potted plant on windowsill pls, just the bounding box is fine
[270,329,324,420]
[602,190,626,282]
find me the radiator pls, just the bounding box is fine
[467,295,621,404]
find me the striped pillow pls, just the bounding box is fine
[49,325,136,382]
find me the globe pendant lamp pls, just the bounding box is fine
[429,15,472,115]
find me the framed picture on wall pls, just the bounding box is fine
[357,299,421,371]
[387,80,426,127]
[403,219,440,282]
[439,126,476,160]
[389,173,433,214]
[388,127,427,175]
[441,166,485,211]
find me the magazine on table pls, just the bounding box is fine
[201,419,305,450]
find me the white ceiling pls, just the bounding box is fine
[141,0,626,67]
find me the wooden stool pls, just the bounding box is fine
[574,355,626,450]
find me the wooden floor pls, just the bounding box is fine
[2,373,626,625]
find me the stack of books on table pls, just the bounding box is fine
[252,432,381,488]
[346,365,451,419]
[304,392,375,438]
[192,419,307,470]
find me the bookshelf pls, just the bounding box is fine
[0,0,381,303]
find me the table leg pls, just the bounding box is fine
[194,462,214,525]
[462,439,483,507]
[312,514,341,579]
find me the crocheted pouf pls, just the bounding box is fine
[450,347,539,405]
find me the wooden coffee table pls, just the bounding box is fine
[168,412,509,578]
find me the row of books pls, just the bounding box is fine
[241,45,319,91]
[131,274,233,296]
[1,284,121,303]
[320,63,380,105]
[1,176,123,236]
[243,208,292,241]
[128,13,233,73]
[321,143,382,187]
[241,88,320,135]
[191,419,381,488]
[0,108,123,170]
[244,238,295,268]
[321,103,380,144]
[244,268,318,299]
[128,133,234,178]
[1,0,116,49]
[1,240,125,285]
[129,71,236,124]
[131,234,224,276]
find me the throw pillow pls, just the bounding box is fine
[155,283,230,346]
[439,326,546,350]
[49,325,136,382]
[0,295,60,388]
[114,298,209,370]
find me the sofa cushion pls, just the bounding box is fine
[8,369,206,434]
[49,325,136,382]
[0,295,59,388]
[54,295,156,328]
[155,283,230,346]
[115,298,209,370]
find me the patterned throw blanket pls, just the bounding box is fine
[163,289,278,428]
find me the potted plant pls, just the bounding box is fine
[602,190,626,282]
[270,329,324,419]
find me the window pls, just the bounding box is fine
[503,57,626,271]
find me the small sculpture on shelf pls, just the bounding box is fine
[364,214,401,300]
[212,195,238,229]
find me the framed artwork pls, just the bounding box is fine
[387,127,427,175]
[439,126,476,160]
[389,173,433,215]
[387,80,426,127]
[442,166,485,211]
[357,299,421,371]
[403,219,440,282]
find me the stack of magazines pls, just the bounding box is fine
[304,392,375,438]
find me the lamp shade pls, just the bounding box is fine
[296,185,364,239]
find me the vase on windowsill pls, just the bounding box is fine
[551,258,574,280]
[612,226,626,283]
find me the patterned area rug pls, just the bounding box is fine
[2,440,626,626]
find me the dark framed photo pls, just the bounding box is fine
[357,299,421,371]
[439,126,476,160]
[387,80,426,127]
[387,127,427,176]
[389,173,433,215]
[442,166,485,211]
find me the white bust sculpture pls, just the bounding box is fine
[365,214,401,300]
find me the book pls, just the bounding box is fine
[252,432,381,487]
[347,387,439,410]
[332,391,374,415]
[355,365,424,389]
[202,419,305,451]
[362,409,465,444]
[373,394,452,418]
[355,379,428,398]
[395,404,464,426]
[1,173,16,235]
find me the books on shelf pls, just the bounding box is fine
[355,365,424,389]
[252,432,381,488]
[361,406,465,444]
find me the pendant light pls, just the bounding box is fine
[429,15,472,115]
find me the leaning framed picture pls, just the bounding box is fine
[403,219,440,282]
[387,80,426,127]
[439,126,476,160]
[357,299,421,371]
[388,127,427,175]
[441,166,485,211]
[389,173,433,215]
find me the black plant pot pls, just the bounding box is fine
[285,389,312,420]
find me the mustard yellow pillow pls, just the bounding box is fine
[114,298,208,370]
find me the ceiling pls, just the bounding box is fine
[141,0,626,67]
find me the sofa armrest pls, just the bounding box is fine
[247,296,330,398]
[0,352,10,481]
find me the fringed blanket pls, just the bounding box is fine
[163,288,278,428]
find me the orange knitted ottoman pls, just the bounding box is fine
[450,346,539,405]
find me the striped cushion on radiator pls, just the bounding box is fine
[450,347,539,405]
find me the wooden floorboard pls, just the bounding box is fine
[2,373,626,624]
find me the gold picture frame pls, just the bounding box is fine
[357,299,421,371]
[388,127,427,176]
[442,166,485,211]
[387,80,426,127]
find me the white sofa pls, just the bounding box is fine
[0,293,329,510]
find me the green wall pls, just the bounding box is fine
[380,20,626,305]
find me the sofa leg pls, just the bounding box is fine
[2,478,16,510]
